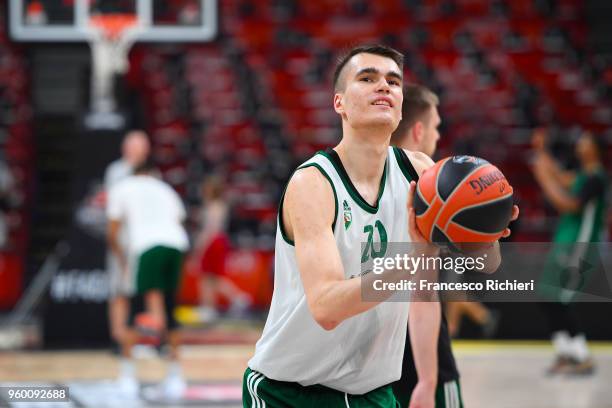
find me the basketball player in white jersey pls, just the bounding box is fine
[244,45,512,407]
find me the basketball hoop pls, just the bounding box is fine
[90,14,138,41]
[86,13,142,128]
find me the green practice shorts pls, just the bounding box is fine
[136,245,183,294]
[243,368,400,407]
[435,380,464,408]
[394,379,464,408]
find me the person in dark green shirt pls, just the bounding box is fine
[531,128,608,375]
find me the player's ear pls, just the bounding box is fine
[413,121,424,143]
[333,92,345,115]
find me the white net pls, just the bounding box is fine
[86,17,142,127]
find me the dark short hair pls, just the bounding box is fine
[391,84,439,144]
[133,158,156,174]
[332,44,404,91]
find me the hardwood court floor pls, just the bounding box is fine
[455,341,612,408]
[0,345,253,383]
[1,341,612,407]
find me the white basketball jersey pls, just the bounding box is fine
[248,146,417,395]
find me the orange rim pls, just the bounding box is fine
[89,13,137,40]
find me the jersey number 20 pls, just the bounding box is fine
[361,220,388,263]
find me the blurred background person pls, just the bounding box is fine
[104,130,150,349]
[107,160,189,398]
[107,158,189,398]
[531,128,608,375]
[191,175,252,322]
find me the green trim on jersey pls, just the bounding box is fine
[392,147,417,183]
[317,150,388,214]
[278,163,339,247]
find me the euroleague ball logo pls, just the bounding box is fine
[452,155,481,165]
[469,170,507,195]
[415,156,513,244]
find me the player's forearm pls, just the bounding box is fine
[534,169,577,213]
[482,241,502,273]
[308,277,379,330]
[308,259,434,330]
[538,152,576,187]
[538,152,562,179]
[107,223,126,266]
[459,241,501,274]
[409,301,440,386]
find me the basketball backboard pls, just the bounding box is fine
[10,0,218,42]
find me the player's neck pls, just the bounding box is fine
[398,141,419,152]
[334,136,388,185]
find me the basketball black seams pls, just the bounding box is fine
[437,158,485,201]
[452,195,514,234]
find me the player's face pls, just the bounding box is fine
[576,134,597,162]
[334,53,403,131]
[123,132,150,166]
[421,106,441,157]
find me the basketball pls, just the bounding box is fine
[414,156,514,244]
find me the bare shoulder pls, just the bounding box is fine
[284,166,335,228]
[402,149,435,177]
[287,166,333,198]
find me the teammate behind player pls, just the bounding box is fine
[107,159,189,398]
[390,84,462,408]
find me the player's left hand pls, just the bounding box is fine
[406,181,428,244]
[408,380,435,408]
[458,204,519,255]
[500,205,519,238]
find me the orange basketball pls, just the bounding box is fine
[414,156,514,244]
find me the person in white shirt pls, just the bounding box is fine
[104,130,150,347]
[107,159,189,399]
